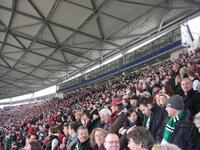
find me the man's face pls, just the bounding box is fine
[77,129,89,143]
[139,104,151,116]
[100,114,110,123]
[181,79,192,93]
[111,105,118,113]
[166,106,175,117]
[104,134,120,150]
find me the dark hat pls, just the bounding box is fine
[166,95,184,110]
[111,98,122,106]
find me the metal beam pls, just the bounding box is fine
[0,38,80,78]
[0,56,12,68]
[117,0,198,9]
[14,0,77,86]
[28,0,60,44]
[59,0,117,47]
[90,0,105,39]
[0,78,33,93]
[9,34,79,69]
[0,57,53,82]
[157,0,173,33]
[64,45,116,51]
[184,0,200,8]
[0,4,121,48]
[63,0,129,23]
[6,29,94,64]
[0,0,17,53]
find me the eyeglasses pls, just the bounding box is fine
[105,140,119,144]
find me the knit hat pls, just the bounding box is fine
[166,95,184,110]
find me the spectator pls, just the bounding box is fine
[193,112,200,149]
[118,108,140,150]
[188,71,200,93]
[66,122,79,150]
[3,133,11,150]
[59,136,67,150]
[169,62,181,94]
[104,133,120,150]
[181,78,200,116]
[157,93,169,107]
[158,95,199,150]
[118,108,138,135]
[45,126,59,150]
[138,99,167,139]
[109,98,127,134]
[27,141,42,150]
[194,112,200,132]
[81,111,94,133]
[99,108,112,130]
[129,96,138,109]
[90,128,107,150]
[152,143,181,150]
[74,112,82,124]
[1,48,200,150]
[127,126,154,150]
[161,84,175,97]
[187,61,200,74]
[71,126,92,150]
[122,95,131,110]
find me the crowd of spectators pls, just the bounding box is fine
[0,48,200,150]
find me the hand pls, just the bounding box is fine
[118,127,127,135]
[127,125,136,134]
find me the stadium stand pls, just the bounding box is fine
[1,1,200,150]
[0,48,200,150]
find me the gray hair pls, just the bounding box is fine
[99,108,112,116]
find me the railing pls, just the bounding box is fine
[57,28,182,92]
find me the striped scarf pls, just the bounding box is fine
[162,110,186,144]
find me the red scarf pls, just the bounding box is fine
[109,111,120,125]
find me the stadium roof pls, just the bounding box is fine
[0,0,199,99]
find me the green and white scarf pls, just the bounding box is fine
[161,110,186,144]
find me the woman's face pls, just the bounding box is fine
[94,131,105,146]
[159,95,167,105]
[128,111,138,123]
[194,118,200,132]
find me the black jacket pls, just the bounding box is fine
[156,110,200,150]
[181,89,200,117]
[109,111,127,134]
[71,139,92,150]
[45,135,59,150]
[143,104,167,140]
[119,119,140,150]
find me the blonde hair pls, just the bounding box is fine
[175,74,182,86]
[90,128,107,149]
[152,143,181,150]
[194,112,200,130]
[194,112,200,122]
